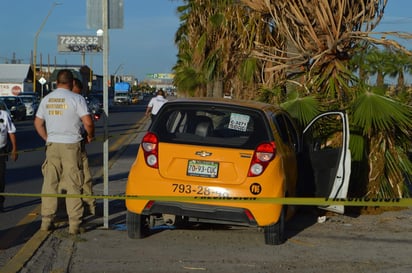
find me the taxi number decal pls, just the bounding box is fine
[172,184,229,197]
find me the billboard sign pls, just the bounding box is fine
[0,83,24,96]
[146,73,174,80]
[121,75,134,82]
[58,35,103,53]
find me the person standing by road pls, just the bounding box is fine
[145,89,168,122]
[72,78,96,216]
[0,108,18,212]
[34,69,95,234]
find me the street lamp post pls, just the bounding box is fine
[33,2,62,92]
[100,0,110,229]
[113,64,124,83]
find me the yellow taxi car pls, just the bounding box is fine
[131,95,139,104]
[126,98,350,245]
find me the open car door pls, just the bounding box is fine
[302,111,351,214]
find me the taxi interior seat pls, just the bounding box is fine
[194,116,214,137]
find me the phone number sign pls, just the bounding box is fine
[57,35,103,53]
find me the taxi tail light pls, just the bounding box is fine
[244,209,255,221]
[247,142,276,177]
[141,132,159,168]
[145,201,155,209]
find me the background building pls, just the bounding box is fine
[0,64,34,96]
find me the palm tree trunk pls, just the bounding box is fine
[213,79,223,98]
[376,71,384,87]
[396,70,405,94]
[367,132,386,197]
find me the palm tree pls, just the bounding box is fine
[364,47,387,88]
[174,0,282,99]
[385,50,412,92]
[173,0,412,198]
[349,43,373,84]
[351,46,412,96]
[239,0,412,198]
[173,0,209,97]
[351,88,412,198]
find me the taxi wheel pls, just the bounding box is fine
[264,205,286,245]
[127,210,150,239]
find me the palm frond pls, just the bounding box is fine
[281,94,320,127]
[349,133,365,161]
[351,91,412,136]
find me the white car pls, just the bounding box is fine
[19,95,39,117]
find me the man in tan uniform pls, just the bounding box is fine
[34,69,94,234]
[72,78,96,216]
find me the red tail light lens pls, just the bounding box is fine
[142,132,159,168]
[248,142,276,177]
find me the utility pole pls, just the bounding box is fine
[33,2,62,92]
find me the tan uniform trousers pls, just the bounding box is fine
[81,142,95,212]
[41,142,84,229]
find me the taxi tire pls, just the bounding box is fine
[127,211,150,239]
[264,205,286,245]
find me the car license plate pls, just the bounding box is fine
[187,160,219,178]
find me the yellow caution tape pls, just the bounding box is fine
[1,192,411,207]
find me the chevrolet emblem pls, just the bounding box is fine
[195,151,212,157]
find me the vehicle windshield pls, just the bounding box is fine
[20,97,35,103]
[0,102,8,111]
[92,94,103,102]
[151,103,271,149]
[1,97,17,107]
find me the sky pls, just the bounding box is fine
[0,0,411,82]
[0,0,183,81]
[374,0,412,48]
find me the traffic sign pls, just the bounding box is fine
[39,77,47,85]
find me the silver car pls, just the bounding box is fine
[19,95,39,118]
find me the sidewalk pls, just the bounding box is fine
[1,118,150,273]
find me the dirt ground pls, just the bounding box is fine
[18,206,412,273]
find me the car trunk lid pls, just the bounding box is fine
[158,142,253,185]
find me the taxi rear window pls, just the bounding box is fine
[151,104,271,149]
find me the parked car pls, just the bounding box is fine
[84,96,102,114]
[18,94,39,118]
[0,100,12,117]
[125,98,351,245]
[131,95,139,104]
[137,91,144,101]
[88,93,113,111]
[0,96,27,121]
